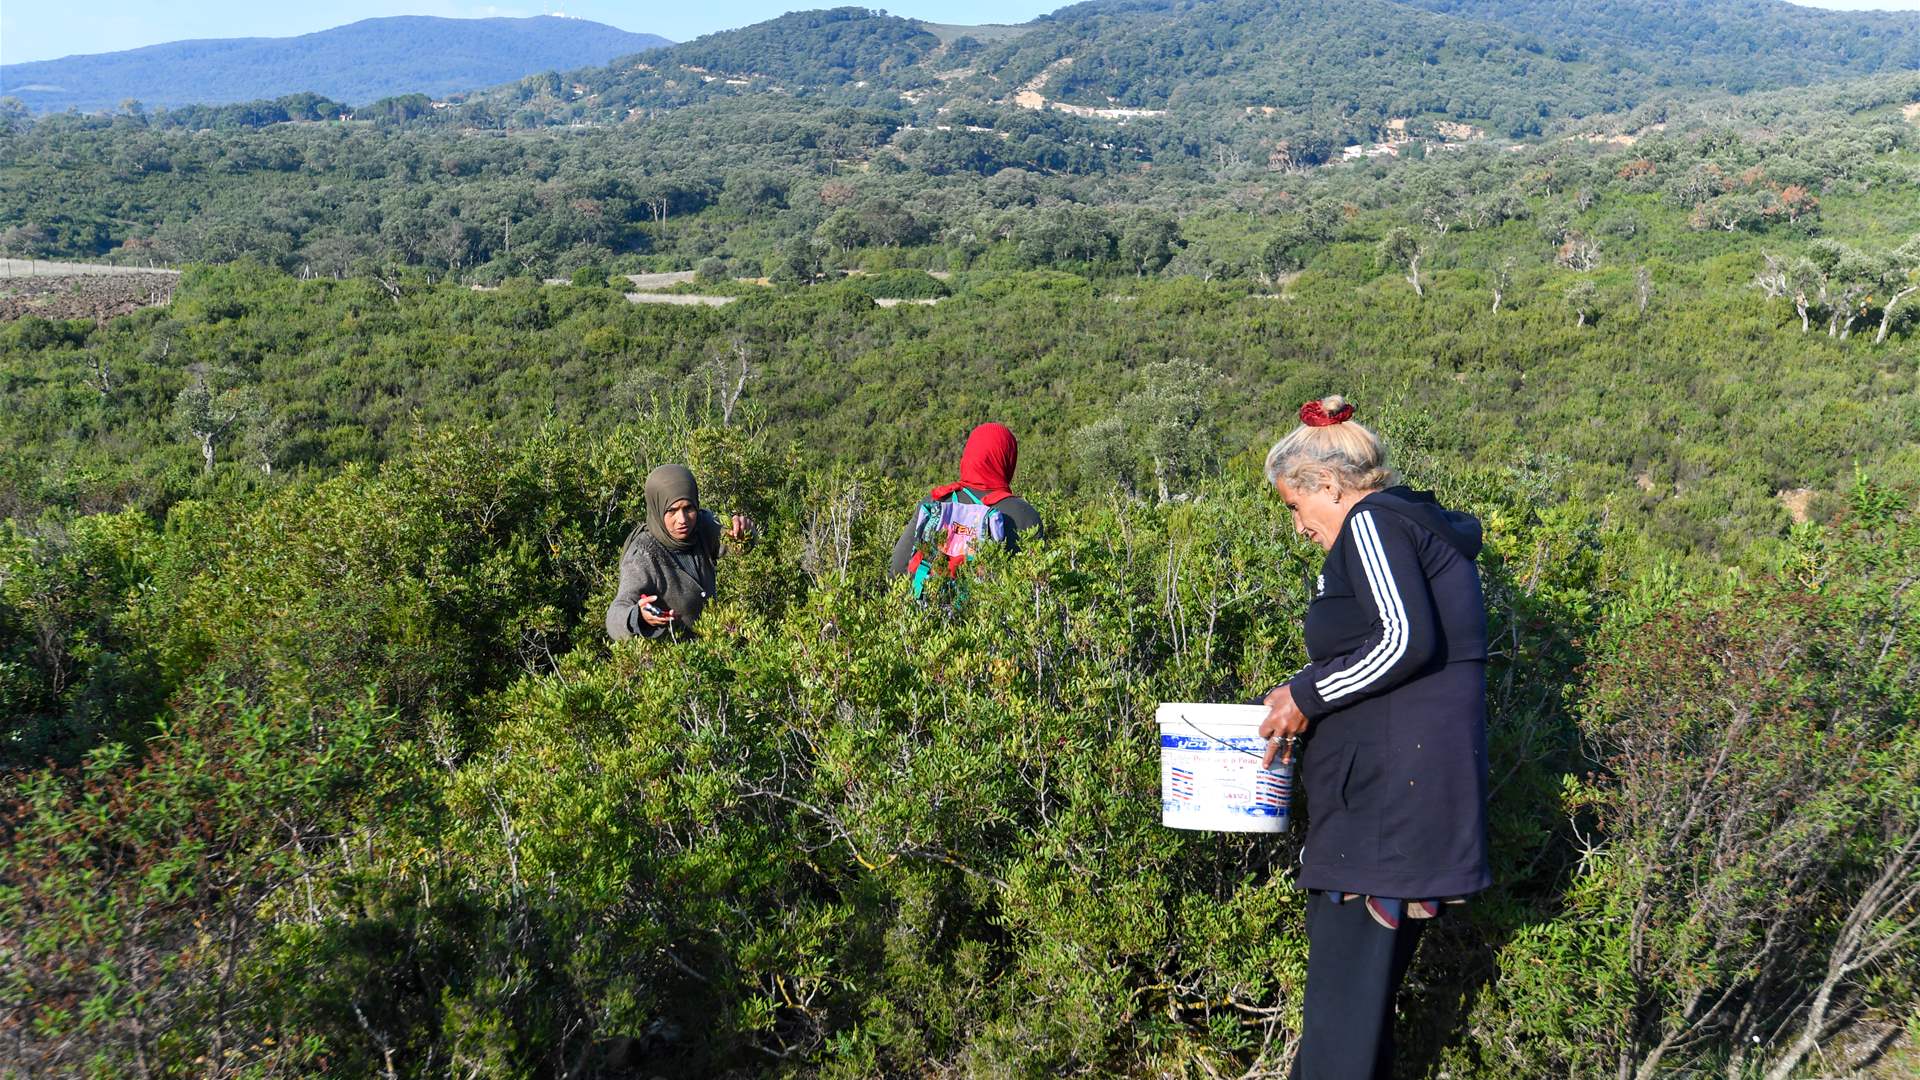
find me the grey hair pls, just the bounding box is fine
[1263,395,1397,493]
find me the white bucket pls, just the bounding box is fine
[1158,702,1293,833]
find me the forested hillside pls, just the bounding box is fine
[2,2,1918,1077]
[1402,0,1920,88]
[6,69,1918,277]
[430,0,1920,138]
[0,16,670,114]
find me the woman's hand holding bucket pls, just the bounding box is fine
[1259,684,1307,767]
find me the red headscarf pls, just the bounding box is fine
[929,422,1018,506]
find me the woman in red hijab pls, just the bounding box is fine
[889,422,1045,577]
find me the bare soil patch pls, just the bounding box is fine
[0,273,177,322]
[624,292,735,307]
[1776,487,1817,524]
[624,270,699,290]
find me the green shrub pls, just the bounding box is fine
[0,512,170,766]
[0,684,390,1077]
[1,417,1912,1077]
[1446,499,1920,1079]
[841,270,950,300]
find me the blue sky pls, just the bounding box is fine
[3,1,1918,65]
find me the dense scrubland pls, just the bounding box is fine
[3,414,1915,1078]
[4,1,1920,1076]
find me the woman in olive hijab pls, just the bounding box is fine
[606,464,753,640]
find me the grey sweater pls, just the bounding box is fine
[606,511,722,641]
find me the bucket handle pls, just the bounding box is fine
[1173,711,1272,762]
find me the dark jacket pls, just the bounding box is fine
[1285,486,1491,899]
[606,510,722,641]
[887,491,1043,576]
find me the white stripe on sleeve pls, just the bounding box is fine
[1315,512,1409,701]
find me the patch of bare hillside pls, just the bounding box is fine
[0,274,177,322]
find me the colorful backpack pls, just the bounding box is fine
[905,489,1008,601]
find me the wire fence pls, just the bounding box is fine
[0,258,181,279]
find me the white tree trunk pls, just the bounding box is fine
[1874,285,1918,344]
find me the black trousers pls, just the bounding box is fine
[1290,890,1427,1080]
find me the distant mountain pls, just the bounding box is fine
[0,16,671,114]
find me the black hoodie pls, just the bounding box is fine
[1284,486,1492,899]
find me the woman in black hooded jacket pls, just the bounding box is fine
[1257,395,1491,1080]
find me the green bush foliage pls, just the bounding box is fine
[7,8,1920,1071]
[4,411,1911,1077]
[1446,482,1920,1079]
[6,258,1918,564]
[839,270,950,300]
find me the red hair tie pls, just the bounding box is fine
[1299,399,1355,427]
